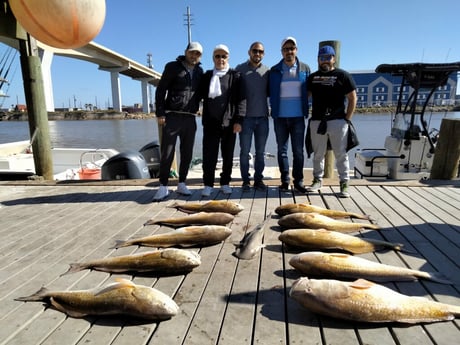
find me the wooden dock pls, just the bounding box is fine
[0,176,459,345]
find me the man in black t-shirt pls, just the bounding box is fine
[306,45,357,198]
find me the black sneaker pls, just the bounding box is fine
[242,182,251,192]
[254,181,267,191]
[294,182,307,194]
[279,182,289,191]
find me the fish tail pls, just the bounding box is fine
[391,243,405,251]
[352,214,370,220]
[397,245,418,254]
[167,202,180,209]
[15,287,49,302]
[364,223,380,230]
[426,272,452,285]
[61,263,85,276]
[112,240,132,249]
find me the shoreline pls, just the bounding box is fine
[0,105,457,121]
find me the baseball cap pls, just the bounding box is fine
[318,45,335,56]
[281,37,297,48]
[213,44,230,54]
[186,42,203,54]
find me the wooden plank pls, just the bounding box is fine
[0,183,459,345]
[217,187,263,345]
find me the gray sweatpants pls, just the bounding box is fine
[309,119,350,182]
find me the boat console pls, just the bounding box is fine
[354,62,460,180]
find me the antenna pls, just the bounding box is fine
[445,48,451,62]
[184,6,193,44]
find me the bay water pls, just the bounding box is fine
[1,112,458,168]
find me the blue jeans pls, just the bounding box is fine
[273,117,306,184]
[239,117,269,184]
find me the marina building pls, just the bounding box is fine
[351,70,458,108]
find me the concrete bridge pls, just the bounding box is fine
[0,36,162,113]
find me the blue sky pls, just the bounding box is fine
[1,0,460,109]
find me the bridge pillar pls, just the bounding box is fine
[99,66,128,112]
[38,49,55,112]
[136,77,154,113]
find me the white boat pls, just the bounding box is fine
[0,140,119,180]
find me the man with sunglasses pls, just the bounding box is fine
[153,42,204,201]
[198,44,243,197]
[306,45,357,198]
[235,42,270,192]
[269,37,310,193]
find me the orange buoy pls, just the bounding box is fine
[9,0,106,49]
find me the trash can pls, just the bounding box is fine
[101,151,150,180]
[139,141,161,177]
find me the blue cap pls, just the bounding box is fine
[318,45,335,56]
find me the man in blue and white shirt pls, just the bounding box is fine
[269,37,310,193]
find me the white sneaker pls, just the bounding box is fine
[201,186,213,197]
[153,185,169,201]
[176,182,191,196]
[220,185,232,194]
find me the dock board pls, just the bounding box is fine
[0,180,459,345]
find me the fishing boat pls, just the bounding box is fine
[354,62,460,180]
[0,138,161,181]
[0,140,119,180]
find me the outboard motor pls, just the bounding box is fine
[139,141,161,177]
[101,151,150,180]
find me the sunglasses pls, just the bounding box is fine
[282,46,296,52]
[214,54,228,59]
[251,49,264,54]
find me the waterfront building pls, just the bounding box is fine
[351,70,458,108]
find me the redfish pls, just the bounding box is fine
[278,213,379,232]
[275,203,369,219]
[15,278,179,320]
[279,228,403,254]
[290,277,460,323]
[145,212,234,227]
[62,248,201,275]
[114,225,232,248]
[289,252,451,284]
[170,200,244,215]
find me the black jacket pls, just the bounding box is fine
[198,69,244,127]
[155,56,204,117]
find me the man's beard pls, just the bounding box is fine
[320,64,332,72]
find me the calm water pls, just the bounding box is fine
[1,112,459,168]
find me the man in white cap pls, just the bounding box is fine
[198,44,243,197]
[153,42,204,201]
[269,37,310,193]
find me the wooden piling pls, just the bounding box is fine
[19,36,54,180]
[430,118,460,179]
